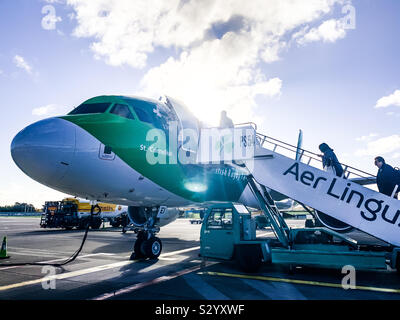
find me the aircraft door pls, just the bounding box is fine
[201,207,235,260]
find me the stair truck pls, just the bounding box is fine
[199,126,400,274]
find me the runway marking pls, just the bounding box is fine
[7,251,65,257]
[123,246,200,259]
[240,278,306,300]
[157,257,178,261]
[92,265,202,300]
[0,246,200,291]
[160,246,200,257]
[199,271,400,294]
[183,273,229,300]
[0,253,118,271]
[0,260,134,292]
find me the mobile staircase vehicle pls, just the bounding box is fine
[199,126,400,273]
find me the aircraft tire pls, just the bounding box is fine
[130,232,146,260]
[235,244,262,273]
[143,237,162,260]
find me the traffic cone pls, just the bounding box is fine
[0,236,9,259]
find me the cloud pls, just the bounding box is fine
[67,0,348,68]
[66,0,350,124]
[32,104,65,117]
[13,55,33,74]
[355,133,378,142]
[296,19,347,45]
[392,152,400,159]
[140,33,283,124]
[375,90,400,108]
[355,135,400,157]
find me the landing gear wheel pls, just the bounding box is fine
[130,232,146,260]
[396,254,400,275]
[235,244,262,273]
[142,237,162,260]
[315,210,353,233]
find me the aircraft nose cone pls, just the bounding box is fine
[11,118,76,185]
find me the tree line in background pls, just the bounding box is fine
[0,202,38,212]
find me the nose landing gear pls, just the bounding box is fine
[129,209,163,260]
[130,231,163,260]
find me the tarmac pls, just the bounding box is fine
[1,216,400,300]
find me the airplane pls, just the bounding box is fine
[10,95,366,259]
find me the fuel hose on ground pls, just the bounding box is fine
[0,204,101,268]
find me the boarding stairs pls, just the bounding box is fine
[237,126,400,247]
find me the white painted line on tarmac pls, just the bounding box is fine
[6,252,62,259]
[122,246,200,259]
[160,246,200,257]
[0,253,119,271]
[0,260,134,291]
[240,278,306,300]
[157,257,178,261]
[183,273,229,300]
[0,246,200,291]
[92,265,202,300]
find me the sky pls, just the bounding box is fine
[0,0,400,207]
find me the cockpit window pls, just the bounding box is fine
[123,98,175,131]
[68,103,111,115]
[131,104,153,124]
[164,96,199,153]
[110,104,135,120]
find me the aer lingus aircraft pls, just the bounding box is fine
[11,95,383,259]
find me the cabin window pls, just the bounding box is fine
[68,103,111,115]
[110,104,135,120]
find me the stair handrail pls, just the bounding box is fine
[256,132,376,180]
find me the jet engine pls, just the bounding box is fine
[127,206,180,227]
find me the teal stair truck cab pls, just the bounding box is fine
[200,202,400,274]
[200,203,271,273]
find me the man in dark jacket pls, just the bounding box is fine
[375,156,400,199]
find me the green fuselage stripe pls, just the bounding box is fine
[60,96,248,202]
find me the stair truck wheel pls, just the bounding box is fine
[315,210,353,233]
[142,237,162,260]
[235,244,262,273]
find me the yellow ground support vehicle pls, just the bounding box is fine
[40,198,128,230]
